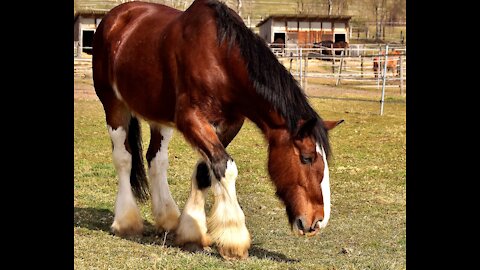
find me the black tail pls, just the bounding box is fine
[128,117,149,202]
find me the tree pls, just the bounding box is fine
[297,0,306,14]
[236,0,242,16]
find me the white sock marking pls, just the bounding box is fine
[176,160,209,245]
[149,126,179,231]
[108,126,140,222]
[209,160,250,250]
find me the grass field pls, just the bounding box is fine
[74,96,406,269]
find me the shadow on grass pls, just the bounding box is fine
[74,207,299,263]
[249,244,300,263]
[74,207,177,247]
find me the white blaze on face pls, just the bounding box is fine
[316,143,330,229]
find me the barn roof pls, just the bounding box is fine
[256,14,352,27]
[74,9,110,24]
[74,0,119,17]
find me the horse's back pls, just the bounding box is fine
[93,0,243,124]
[92,2,182,123]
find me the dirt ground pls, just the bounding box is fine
[74,81,99,100]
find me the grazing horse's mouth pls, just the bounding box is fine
[291,217,322,237]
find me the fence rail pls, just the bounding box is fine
[270,45,406,85]
[269,44,406,115]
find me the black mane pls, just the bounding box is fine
[207,0,331,159]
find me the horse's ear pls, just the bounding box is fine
[294,118,317,139]
[323,119,344,130]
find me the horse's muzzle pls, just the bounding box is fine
[293,216,322,237]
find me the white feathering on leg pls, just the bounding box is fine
[208,160,250,259]
[149,126,180,232]
[108,125,143,235]
[175,160,210,247]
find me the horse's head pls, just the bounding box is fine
[268,118,343,237]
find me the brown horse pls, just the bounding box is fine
[373,49,401,78]
[92,0,342,260]
[314,40,349,56]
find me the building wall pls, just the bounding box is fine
[74,15,104,54]
[259,19,272,43]
[74,20,80,42]
[271,20,284,43]
[259,18,350,46]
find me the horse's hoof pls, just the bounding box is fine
[217,245,249,260]
[110,220,143,237]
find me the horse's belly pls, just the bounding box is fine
[112,72,177,124]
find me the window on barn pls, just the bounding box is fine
[335,33,346,42]
[287,21,297,31]
[322,22,332,30]
[311,22,321,30]
[299,21,309,31]
[334,22,345,29]
[273,33,286,45]
[82,30,95,55]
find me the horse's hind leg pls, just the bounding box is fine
[105,104,148,237]
[146,124,180,232]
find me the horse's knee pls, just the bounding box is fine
[210,153,232,181]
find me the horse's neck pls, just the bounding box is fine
[244,106,291,145]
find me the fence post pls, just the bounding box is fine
[335,50,344,86]
[331,44,335,74]
[361,55,364,78]
[304,53,308,90]
[380,44,389,115]
[289,50,293,72]
[299,47,303,88]
[296,47,299,80]
[399,55,404,95]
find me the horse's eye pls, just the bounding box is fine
[300,155,313,164]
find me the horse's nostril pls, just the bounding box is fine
[296,217,306,232]
[312,219,322,230]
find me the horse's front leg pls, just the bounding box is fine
[175,160,212,251]
[208,158,250,260]
[175,108,250,259]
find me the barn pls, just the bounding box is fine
[256,15,352,47]
[74,10,109,55]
